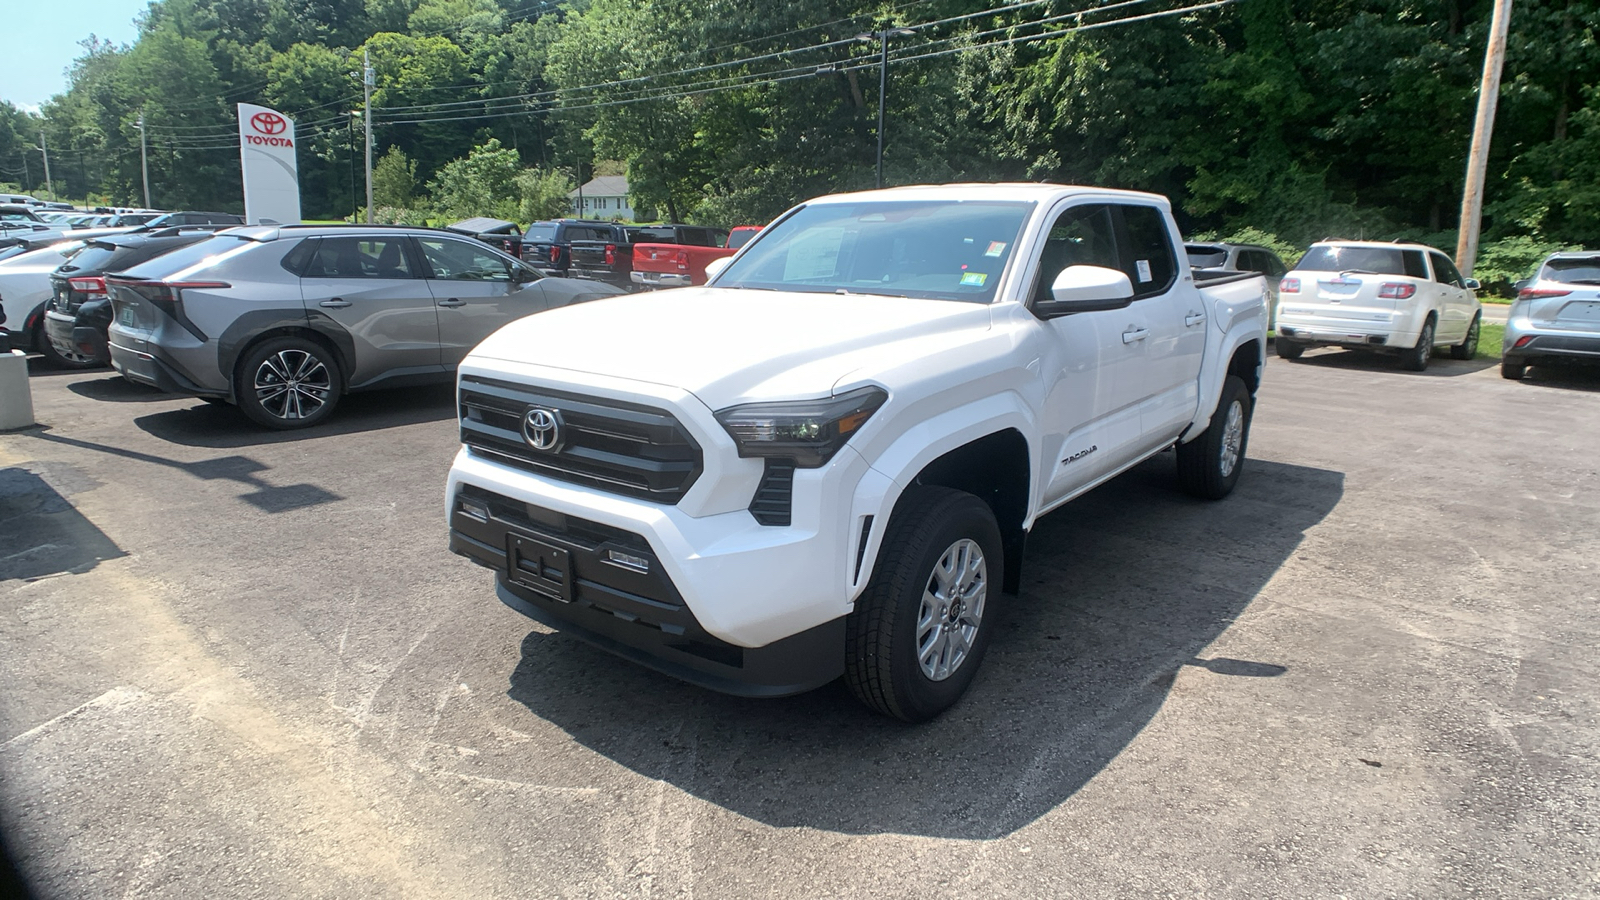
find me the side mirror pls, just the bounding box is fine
[1512,278,1528,291]
[1033,265,1135,318]
[513,265,538,285]
[1463,277,1481,291]
[703,256,733,283]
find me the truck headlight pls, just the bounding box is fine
[715,386,887,468]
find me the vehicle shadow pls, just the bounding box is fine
[1515,363,1600,393]
[1285,348,1496,376]
[66,374,171,403]
[132,384,457,449]
[25,357,105,378]
[0,466,126,580]
[504,455,1343,838]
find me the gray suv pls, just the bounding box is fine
[106,225,622,428]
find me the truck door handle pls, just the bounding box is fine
[318,298,351,309]
[1122,328,1148,344]
[437,298,466,308]
[1184,312,1207,327]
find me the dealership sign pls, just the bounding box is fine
[237,103,302,225]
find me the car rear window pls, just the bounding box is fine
[524,224,557,241]
[59,242,130,273]
[1295,246,1428,279]
[1186,246,1228,268]
[115,234,255,280]
[1542,257,1600,284]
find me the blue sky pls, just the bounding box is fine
[5,0,149,110]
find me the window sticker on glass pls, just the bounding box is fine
[1136,259,1153,282]
[985,241,1007,258]
[782,227,845,281]
[960,272,988,287]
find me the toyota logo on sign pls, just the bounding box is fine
[251,112,287,135]
[522,407,563,452]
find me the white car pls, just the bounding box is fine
[0,241,97,367]
[1274,240,1482,370]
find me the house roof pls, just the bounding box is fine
[568,175,629,198]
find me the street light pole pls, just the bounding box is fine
[137,111,151,208]
[38,132,53,201]
[1455,0,1514,276]
[856,27,915,190]
[363,49,375,224]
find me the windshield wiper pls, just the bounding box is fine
[1559,278,1600,285]
[1338,269,1378,277]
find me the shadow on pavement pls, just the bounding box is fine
[132,384,457,449]
[1286,348,1497,376]
[21,429,341,514]
[25,357,106,379]
[1516,362,1600,393]
[66,375,171,403]
[505,455,1343,838]
[0,467,126,581]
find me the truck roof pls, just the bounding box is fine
[807,182,1172,207]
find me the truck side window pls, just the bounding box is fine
[1031,204,1118,306]
[1115,205,1177,298]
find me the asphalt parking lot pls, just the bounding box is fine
[2,349,1598,899]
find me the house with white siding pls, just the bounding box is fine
[568,176,635,221]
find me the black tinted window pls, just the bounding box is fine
[1033,204,1119,305]
[303,237,416,279]
[1543,257,1600,283]
[681,229,712,247]
[728,229,757,249]
[1296,245,1430,279]
[59,242,126,273]
[1429,252,1464,287]
[1186,246,1228,269]
[1117,205,1177,296]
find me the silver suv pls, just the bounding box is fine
[1503,251,1600,380]
[107,225,621,428]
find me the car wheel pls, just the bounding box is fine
[1275,340,1305,360]
[1401,317,1435,371]
[845,487,1003,723]
[34,322,101,370]
[1450,313,1481,360]
[1176,374,1252,500]
[1501,359,1526,380]
[236,336,341,429]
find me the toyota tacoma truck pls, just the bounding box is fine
[447,184,1268,721]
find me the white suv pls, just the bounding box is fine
[1274,241,1482,370]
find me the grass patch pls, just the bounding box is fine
[1477,322,1504,358]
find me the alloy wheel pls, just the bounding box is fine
[1219,399,1244,479]
[253,349,331,421]
[915,538,988,682]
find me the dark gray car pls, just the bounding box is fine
[105,225,623,429]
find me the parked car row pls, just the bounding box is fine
[518,218,762,292]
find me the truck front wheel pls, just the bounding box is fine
[1176,375,1252,500]
[845,487,1003,722]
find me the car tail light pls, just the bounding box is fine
[605,244,616,266]
[1513,335,1534,349]
[68,276,107,297]
[1280,277,1299,293]
[1377,282,1417,299]
[1519,287,1571,300]
[549,245,560,264]
[675,250,690,272]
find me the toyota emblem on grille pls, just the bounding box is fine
[522,407,563,451]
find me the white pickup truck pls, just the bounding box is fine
[447,184,1269,721]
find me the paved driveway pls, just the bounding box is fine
[2,351,1597,898]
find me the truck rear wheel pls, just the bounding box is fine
[845,487,1002,722]
[1176,375,1252,500]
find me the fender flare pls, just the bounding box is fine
[845,392,1035,601]
[1185,322,1267,441]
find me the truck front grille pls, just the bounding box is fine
[459,375,702,504]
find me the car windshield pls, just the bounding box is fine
[1295,245,1427,278]
[715,199,1034,302]
[1542,257,1600,284]
[57,241,129,273]
[1186,246,1228,268]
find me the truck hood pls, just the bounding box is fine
[469,287,994,410]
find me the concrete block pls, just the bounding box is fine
[0,350,35,430]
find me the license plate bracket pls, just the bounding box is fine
[507,533,573,602]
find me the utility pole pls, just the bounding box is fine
[38,132,54,200]
[137,111,151,208]
[1455,0,1513,277]
[856,28,915,190]
[363,49,375,224]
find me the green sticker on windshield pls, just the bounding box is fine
[960,272,988,287]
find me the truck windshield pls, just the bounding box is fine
[715,200,1034,303]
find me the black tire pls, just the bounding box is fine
[1176,374,1252,500]
[1450,313,1481,360]
[1275,339,1305,360]
[1501,358,1526,380]
[1401,317,1436,371]
[33,321,101,370]
[845,487,1003,722]
[235,336,342,429]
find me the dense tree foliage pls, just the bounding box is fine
[4,0,1595,282]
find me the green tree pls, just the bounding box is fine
[373,145,418,207]
[429,136,520,219]
[515,166,573,221]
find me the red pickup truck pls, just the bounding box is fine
[630,225,761,288]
